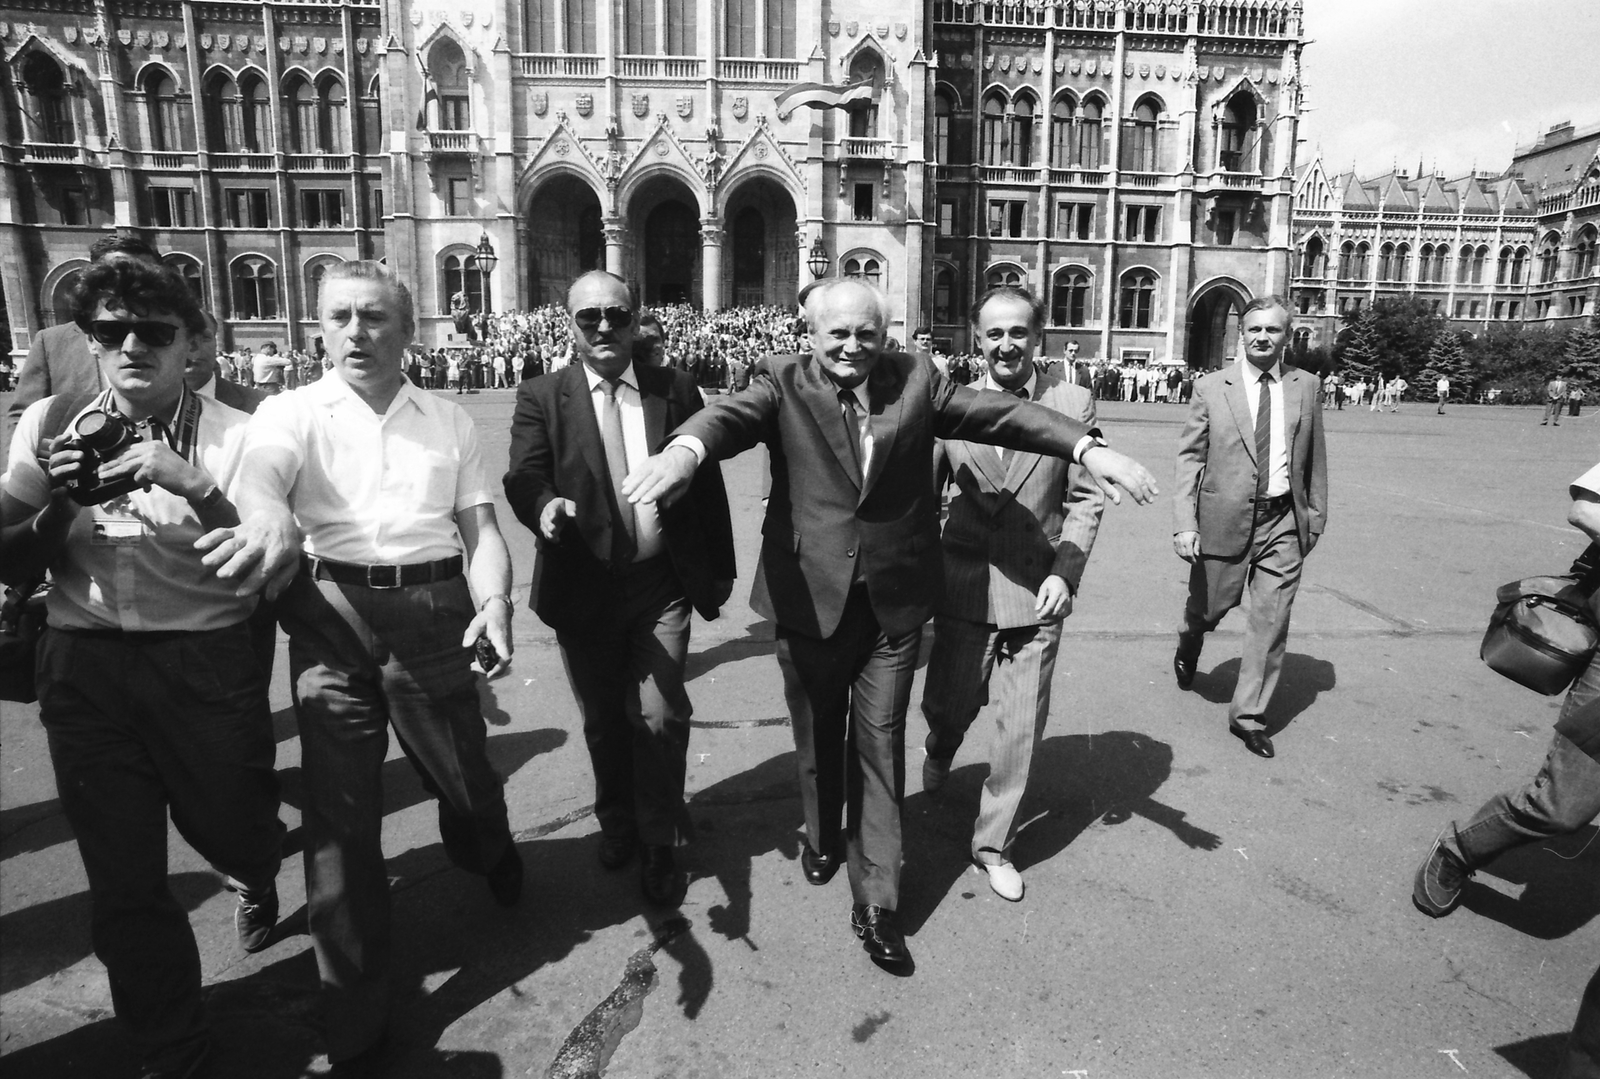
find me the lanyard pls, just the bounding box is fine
[95,386,202,463]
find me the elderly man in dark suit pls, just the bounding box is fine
[1172,295,1328,760]
[623,277,1157,967]
[504,271,735,905]
[920,286,1105,902]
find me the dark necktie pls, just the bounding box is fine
[838,388,863,475]
[600,379,637,564]
[1255,371,1273,501]
[1012,387,1029,400]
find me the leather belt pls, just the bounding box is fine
[302,554,463,589]
[1251,493,1293,515]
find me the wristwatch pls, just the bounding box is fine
[195,484,224,510]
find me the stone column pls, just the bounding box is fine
[603,217,627,277]
[701,218,723,311]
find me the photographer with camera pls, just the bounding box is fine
[0,259,284,1079]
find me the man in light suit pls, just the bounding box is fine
[921,287,1105,901]
[504,271,735,905]
[1172,296,1328,759]
[623,278,1158,967]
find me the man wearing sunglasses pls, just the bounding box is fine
[504,270,735,907]
[622,277,1159,969]
[1,258,284,1079]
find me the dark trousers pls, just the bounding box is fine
[279,574,512,1062]
[775,587,921,908]
[556,557,695,848]
[1183,503,1304,733]
[36,622,283,1071]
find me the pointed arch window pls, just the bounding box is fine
[1338,241,1355,280]
[1431,244,1450,283]
[1050,96,1074,168]
[21,53,75,144]
[1009,95,1035,167]
[1575,227,1597,279]
[1076,97,1103,169]
[1300,235,1324,278]
[1125,98,1159,171]
[146,71,183,152]
[208,74,244,150]
[239,73,271,153]
[933,266,956,324]
[1051,268,1090,327]
[231,257,278,320]
[431,41,471,131]
[1219,92,1257,172]
[1510,246,1528,286]
[1118,271,1156,328]
[164,255,205,302]
[980,94,1006,166]
[287,76,316,152]
[934,91,953,165]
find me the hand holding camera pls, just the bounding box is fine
[46,408,208,506]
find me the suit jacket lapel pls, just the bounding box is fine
[797,355,863,490]
[1283,368,1305,449]
[559,364,609,490]
[1221,369,1256,464]
[1000,378,1047,492]
[860,361,906,503]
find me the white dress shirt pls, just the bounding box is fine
[583,361,663,560]
[980,367,1039,463]
[245,371,494,563]
[1239,358,1289,498]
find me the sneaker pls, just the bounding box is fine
[1412,830,1470,918]
[235,882,279,953]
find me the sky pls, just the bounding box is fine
[1295,0,1600,180]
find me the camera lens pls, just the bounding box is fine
[73,411,128,453]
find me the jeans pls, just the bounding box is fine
[1447,652,1600,869]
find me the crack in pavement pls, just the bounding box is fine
[545,917,691,1079]
[1299,584,1420,633]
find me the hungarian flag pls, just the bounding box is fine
[773,79,876,120]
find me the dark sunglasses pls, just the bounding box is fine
[573,306,633,331]
[87,320,180,348]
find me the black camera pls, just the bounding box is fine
[60,408,142,506]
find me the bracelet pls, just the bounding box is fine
[479,593,513,612]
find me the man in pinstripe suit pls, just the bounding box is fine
[920,287,1106,902]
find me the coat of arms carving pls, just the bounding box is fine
[676,94,693,119]
[575,92,593,117]
[313,37,327,53]
[1084,58,1096,76]
[731,96,748,121]
[118,29,132,45]
[844,20,858,37]
[894,21,907,39]
[64,25,79,43]
[632,93,649,118]
[531,90,548,116]
[873,20,888,38]
[198,32,212,49]
[355,37,368,53]
[827,19,839,36]
[293,36,308,53]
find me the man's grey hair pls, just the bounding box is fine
[321,260,416,332]
[803,277,889,332]
[1240,294,1291,320]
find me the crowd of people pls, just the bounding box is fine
[1,236,1595,1079]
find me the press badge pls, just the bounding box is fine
[90,518,147,546]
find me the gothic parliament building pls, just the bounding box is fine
[2,0,1594,367]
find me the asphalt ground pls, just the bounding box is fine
[1,388,1597,1079]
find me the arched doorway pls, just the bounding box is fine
[630,174,702,305]
[722,177,800,307]
[525,174,604,307]
[1187,285,1247,370]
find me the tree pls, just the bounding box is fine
[1336,308,1380,381]
[1565,317,1600,388]
[1420,330,1473,389]
[1353,296,1444,380]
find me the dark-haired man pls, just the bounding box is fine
[920,287,1105,901]
[1172,296,1327,760]
[1,258,283,1079]
[7,236,165,430]
[505,270,734,906]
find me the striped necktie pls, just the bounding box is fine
[1255,371,1273,502]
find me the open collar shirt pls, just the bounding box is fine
[244,370,493,564]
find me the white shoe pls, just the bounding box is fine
[975,860,1024,902]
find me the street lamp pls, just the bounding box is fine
[475,230,498,314]
[807,237,830,280]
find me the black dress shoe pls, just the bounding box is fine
[487,845,523,907]
[640,845,682,906]
[598,833,638,870]
[1233,729,1275,759]
[800,840,840,886]
[850,904,910,964]
[1173,633,1201,689]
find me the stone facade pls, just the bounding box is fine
[1289,122,1600,353]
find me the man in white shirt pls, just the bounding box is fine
[1172,297,1328,759]
[1436,375,1450,414]
[205,261,518,1073]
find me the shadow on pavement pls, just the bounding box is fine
[899,730,1223,935]
[275,728,567,856]
[1193,651,1338,734]
[682,620,776,681]
[1494,1031,1571,1078]
[1,871,224,996]
[0,797,73,859]
[1462,825,1600,939]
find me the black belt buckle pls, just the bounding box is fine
[366,564,401,589]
